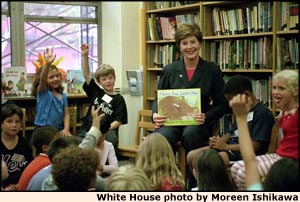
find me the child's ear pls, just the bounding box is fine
[293,87,298,97]
[42,145,49,153]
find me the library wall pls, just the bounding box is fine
[102,2,144,146]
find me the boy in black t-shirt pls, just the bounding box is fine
[79,44,128,154]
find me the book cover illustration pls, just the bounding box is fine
[157,88,201,126]
[67,70,85,94]
[3,67,30,97]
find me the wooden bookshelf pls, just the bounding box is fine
[142,2,201,110]
[200,1,299,114]
[7,94,89,134]
[142,1,299,115]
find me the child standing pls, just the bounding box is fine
[79,44,128,153]
[1,104,34,189]
[231,69,298,190]
[31,48,71,136]
[136,132,185,190]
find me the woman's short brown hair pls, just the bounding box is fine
[174,24,203,48]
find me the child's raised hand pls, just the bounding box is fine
[80,44,89,56]
[229,94,252,120]
[44,48,56,64]
[91,105,105,130]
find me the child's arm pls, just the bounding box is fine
[229,94,261,189]
[102,144,118,174]
[79,106,105,149]
[109,120,122,130]
[80,44,92,85]
[60,106,72,136]
[38,48,56,93]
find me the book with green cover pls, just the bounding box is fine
[157,88,201,126]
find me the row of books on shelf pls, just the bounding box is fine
[148,13,200,41]
[153,44,180,68]
[154,1,199,10]
[211,2,273,36]
[224,75,272,108]
[276,37,299,70]
[3,67,86,98]
[278,2,299,31]
[209,37,272,70]
[218,113,234,136]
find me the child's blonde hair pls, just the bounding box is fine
[94,64,115,81]
[273,69,298,96]
[105,164,151,191]
[136,132,185,190]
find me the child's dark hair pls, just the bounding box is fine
[31,65,64,97]
[1,104,23,124]
[224,75,253,95]
[47,136,80,162]
[194,149,235,191]
[263,158,299,191]
[31,126,60,155]
[51,146,100,191]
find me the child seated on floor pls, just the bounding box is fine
[136,132,185,191]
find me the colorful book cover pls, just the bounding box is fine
[67,70,85,94]
[157,88,201,126]
[3,67,30,97]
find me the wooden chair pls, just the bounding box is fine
[68,106,78,136]
[118,109,155,160]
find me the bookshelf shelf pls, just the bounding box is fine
[147,3,200,14]
[146,40,175,43]
[203,32,273,40]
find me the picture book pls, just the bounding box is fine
[67,70,85,94]
[157,88,201,126]
[3,66,30,97]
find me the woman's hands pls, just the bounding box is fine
[153,112,206,128]
[152,112,167,128]
[193,112,206,125]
